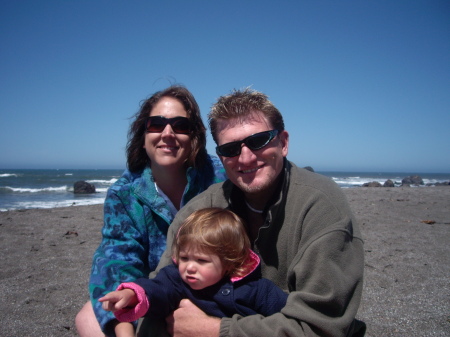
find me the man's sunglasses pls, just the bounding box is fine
[216,130,279,157]
[145,116,190,134]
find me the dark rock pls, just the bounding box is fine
[401,175,423,186]
[304,166,315,172]
[362,181,382,187]
[430,181,450,186]
[74,181,96,194]
[383,179,395,187]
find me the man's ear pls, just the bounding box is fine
[279,130,289,157]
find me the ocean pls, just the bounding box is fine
[0,169,123,211]
[1,168,449,211]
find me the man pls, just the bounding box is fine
[145,88,365,337]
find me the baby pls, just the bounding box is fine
[100,208,287,333]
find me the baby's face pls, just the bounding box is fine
[177,245,225,290]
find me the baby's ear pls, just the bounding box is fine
[172,256,178,264]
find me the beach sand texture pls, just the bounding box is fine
[0,187,449,336]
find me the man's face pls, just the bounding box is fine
[215,111,289,195]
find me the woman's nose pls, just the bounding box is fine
[161,124,175,136]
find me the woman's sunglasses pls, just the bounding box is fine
[145,116,190,134]
[216,130,279,157]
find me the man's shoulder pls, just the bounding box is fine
[175,181,230,221]
[188,179,229,202]
[288,162,338,190]
[287,162,349,207]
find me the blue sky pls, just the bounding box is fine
[1,1,449,172]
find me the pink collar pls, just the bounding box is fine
[230,249,260,283]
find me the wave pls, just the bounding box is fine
[86,178,118,184]
[0,197,106,212]
[0,173,18,178]
[95,187,109,193]
[330,176,449,188]
[1,186,69,193]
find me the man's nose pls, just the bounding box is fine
[237,145,257,164]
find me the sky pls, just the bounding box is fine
[1,1,449,173]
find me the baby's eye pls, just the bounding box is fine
[179,256,188,262]
[197,259,210,263]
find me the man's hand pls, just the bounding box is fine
[166,299,221,337]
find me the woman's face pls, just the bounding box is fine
[143,97,192,171]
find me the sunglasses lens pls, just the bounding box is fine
[216,130,278,157]
[246,132,272,150]
[171,118,190,134]
[146,117,190,134]
[146,118,165,132]
[217,142,241,157]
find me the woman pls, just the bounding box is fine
[75,85,226,337]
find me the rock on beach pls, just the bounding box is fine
[73,181,96,194]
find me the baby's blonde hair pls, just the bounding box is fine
[172,208,250,278]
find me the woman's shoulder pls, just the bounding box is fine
[188,155,226,187]
[206,154,227,183]
[108,168,152,195]
[208,154,222,168]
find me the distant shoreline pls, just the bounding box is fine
[2,168,449,212]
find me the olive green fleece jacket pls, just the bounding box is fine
[152,160,364,337]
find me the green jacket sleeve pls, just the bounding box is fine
[220,229,364,336]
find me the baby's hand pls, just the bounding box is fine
[99,289,137,312]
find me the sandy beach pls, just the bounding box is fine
[0,187,449,337]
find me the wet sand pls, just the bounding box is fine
[0,187,449,336]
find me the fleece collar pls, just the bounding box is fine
[230,249,260,283]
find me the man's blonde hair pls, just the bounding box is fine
[208,87,285,144]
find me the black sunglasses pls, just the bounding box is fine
[216,130,279,157]
[145,116,190,134]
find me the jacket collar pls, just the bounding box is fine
[132,166,198,207]
[225,159,291,232]
[230,249,260,283]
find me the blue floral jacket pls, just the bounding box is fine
[89,155,226,336]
